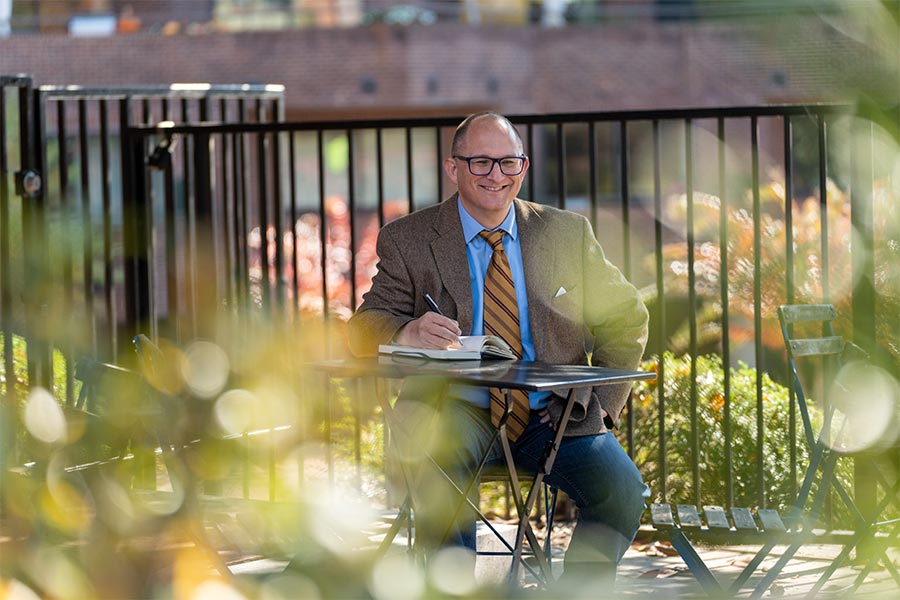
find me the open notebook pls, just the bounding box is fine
[378,335,516,360]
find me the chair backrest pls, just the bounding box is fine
[778,304,896,456]
[778,304,842,450]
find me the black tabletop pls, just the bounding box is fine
[309,356,655,393]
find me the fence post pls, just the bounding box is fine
[0,75,33,513]
[20,83,53,391]
[122,101,152,354]
[850,116,877,520]
[123,121,157,489]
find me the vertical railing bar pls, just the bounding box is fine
[850,117,877,520]
[30,88,51,388]
[435,126,443,202]
[163,129,178,343]
[181,97,196,341]
[272,127,285,315]
[751,115,765,508]
[144,128,158,344]
[122,95,151,351]
[288,130,299,320]
[0,83,17,416]
[405,127,414,214]
[99,99,116,359]
[56,100,76,406]
[526,123,535,202]
[618,120,635,458]
[556,123,566,210]
[160,96,174,338]
[317,130,329,322]
[686,118,700,507]
[217,98,234,313]
[817,114,830,302]
[376,127,386,227]
[255,112,271,315]
[347,128,357,311]
[77,99,96,356]
[236,99,250,319]
[587,121,597,225]
[783,115,797,502]
[208,124,223,319]
[718,116,733,508]
[653,119,667,502]
[224,101,237,312]
[19,86,36,386]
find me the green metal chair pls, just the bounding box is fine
[745,304,900,597]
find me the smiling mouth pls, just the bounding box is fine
[481,184,508,191]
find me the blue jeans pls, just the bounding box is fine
[397,396,649,576]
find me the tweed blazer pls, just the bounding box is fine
[348,196,649,436]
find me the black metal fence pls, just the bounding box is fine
[3,79,898,515]
[0,76,284,486]
[122,106,898,510]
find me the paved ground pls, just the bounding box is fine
[229,516,900,598]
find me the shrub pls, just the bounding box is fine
[630,352,851,514]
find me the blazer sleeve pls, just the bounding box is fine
[347,224,416,356]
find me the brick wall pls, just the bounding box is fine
[1,18,896,119]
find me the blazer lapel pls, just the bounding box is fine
[517,200,556,358]
[430,196,473,332]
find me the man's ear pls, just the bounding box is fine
[443,157,458,185]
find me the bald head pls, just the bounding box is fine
[450,112,524,157]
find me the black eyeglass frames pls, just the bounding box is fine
[453,155,527,176]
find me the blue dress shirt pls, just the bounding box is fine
[453,198,550,410]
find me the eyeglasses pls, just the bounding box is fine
[453,155,527,176]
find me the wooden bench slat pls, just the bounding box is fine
[789,337,843,357]
[677,504,703,528]
[779,304,836,324]
[651,503,676,529]
[703,505,730,530]
[757,509,787,532]
[730,507,759,531]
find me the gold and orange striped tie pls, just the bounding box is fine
[480,230,530,442]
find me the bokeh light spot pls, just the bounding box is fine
[369,553,425,600]
[214,388,259,435]
[182,341,230,398]
[828,362,900,453]
[23,387,66,444]
[428,546,478,595]
[0,578,41,600]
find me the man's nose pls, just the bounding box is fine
[484,161,504,179]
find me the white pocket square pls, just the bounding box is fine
[554,286,567,298]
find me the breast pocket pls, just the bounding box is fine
[549,283,581,321]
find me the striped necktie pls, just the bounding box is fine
[480,229,530,442]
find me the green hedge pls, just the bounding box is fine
[630,352,851,513]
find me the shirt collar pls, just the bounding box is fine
[457,196,518,244]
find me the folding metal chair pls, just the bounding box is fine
[744,304,900,597]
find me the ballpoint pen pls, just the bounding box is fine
[423,293,443,315]
[423,293,462,345]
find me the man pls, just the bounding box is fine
[348,112,649,585]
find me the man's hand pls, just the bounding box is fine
[395,312,463,349]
